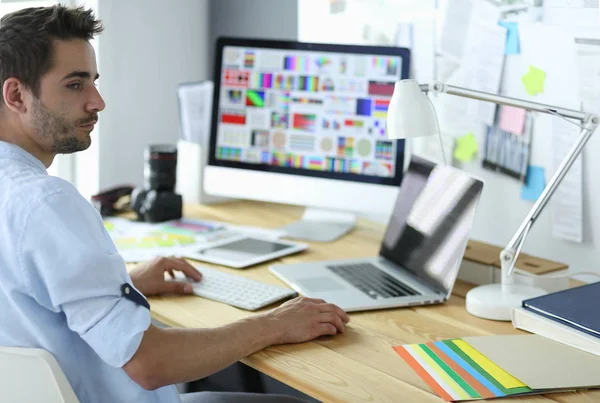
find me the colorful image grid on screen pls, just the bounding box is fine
[216,46,401,178]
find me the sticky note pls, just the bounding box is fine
[499,106,526,135]
[521,66,546,96]
[454,132,478,162]
[521,165,545,201]
[498,21,519,55]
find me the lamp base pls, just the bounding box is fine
[465,284,547,321]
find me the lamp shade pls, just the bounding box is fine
[386,79,439,139]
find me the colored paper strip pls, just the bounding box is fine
[411,345,471,400]
[434,341,504,398]
[421,344,481,399]
[452,340,527,390]
[427,343,495,399]
[393,346,454,402]
[443,340,531,395]
[404,346,462,401]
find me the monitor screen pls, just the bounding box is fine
[209,37,410,186]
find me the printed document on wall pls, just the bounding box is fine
[176,81,214,145]
[552,118,583,243]
[439,0,500,63]
[518,23,583,243]
[440,0,505,132]
[543,0,599,31]
[576,38,600,114]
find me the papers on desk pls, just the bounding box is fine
[394,334,600,402]
[103,217,285,263]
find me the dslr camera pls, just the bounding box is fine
[130,144,183,223]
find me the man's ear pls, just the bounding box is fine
[3,78,28,114]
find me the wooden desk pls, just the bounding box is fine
[146,201,599,403]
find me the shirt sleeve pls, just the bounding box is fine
[19,185,151,368]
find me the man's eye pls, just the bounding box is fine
[67,83,82,90]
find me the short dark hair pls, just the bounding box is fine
[0,5,103,104]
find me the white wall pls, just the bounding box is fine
[90,0,210,191]
[84,0,297,193]
[209,0,298,52]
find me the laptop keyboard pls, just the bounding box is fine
[327,263,420,300]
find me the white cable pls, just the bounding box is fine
[544,108,584,129]
[426,94,447,166]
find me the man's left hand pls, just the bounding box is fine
[130,256,202,297]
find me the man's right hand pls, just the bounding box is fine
[262,297,350,345]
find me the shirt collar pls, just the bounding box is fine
[0,140,47,173]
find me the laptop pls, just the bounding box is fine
[270,156,484,312]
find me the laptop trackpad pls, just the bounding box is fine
[297,277,346,292]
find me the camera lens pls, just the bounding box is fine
[144,144,178,191]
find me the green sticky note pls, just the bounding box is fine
[454,132,478,162]
[521,66,545,96]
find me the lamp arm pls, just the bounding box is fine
[502,117,598,276]
[420,82,588,121]
[419,81,600,278]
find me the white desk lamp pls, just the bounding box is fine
[386,79,599,321]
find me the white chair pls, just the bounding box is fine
[0,347,79,403]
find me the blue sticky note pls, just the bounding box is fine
[498,21,519,55]
[521,165,545,201]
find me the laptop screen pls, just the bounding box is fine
[379,156,483,296]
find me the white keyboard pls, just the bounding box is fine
[172,267,298,311]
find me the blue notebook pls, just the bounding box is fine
[522,282,600,339]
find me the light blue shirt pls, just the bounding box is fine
[0,141,181,403]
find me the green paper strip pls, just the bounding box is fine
[443,340,532,396]
[420,344,481,399]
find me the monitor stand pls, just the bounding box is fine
[280,208,356,242]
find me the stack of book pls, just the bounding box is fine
[512,281,600,357]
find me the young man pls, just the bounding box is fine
[0,6,349,403]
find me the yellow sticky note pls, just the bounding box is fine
[453,132,478,162]
[521,66,545,96]
[452,339,527,389]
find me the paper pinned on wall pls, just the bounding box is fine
[576,38,600,115]
[439,0,474,62]
[176,81,214,145]
[499,106,526,135]
[454,132,478,162]
[543,0,600,31]
[520,165,545,201]
[439,1,505,132]
[395,17,436,84]
[518,23,584,243]
[439,0,501,63]
[521,66,546,96]
[552,118,583,243]
[498,21,520,55]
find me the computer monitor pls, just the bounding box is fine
[204,37,410,241]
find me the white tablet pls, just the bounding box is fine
[182,235,308,269]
